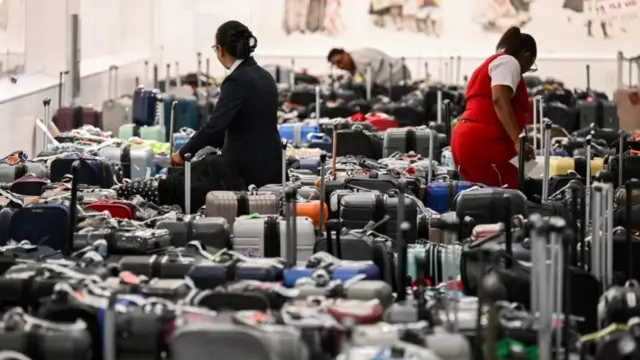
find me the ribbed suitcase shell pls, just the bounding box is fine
[383,127,437,158]
[232,215,316,261]
[205,191,279,226]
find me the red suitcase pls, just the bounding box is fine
[53,106,102,132]
[84,200,135,219]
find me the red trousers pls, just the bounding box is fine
[451,120,519,189]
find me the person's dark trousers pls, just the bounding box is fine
[158,154,246,214]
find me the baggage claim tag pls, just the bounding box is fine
[510,156,538,176]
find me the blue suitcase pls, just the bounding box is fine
[172,128,195,152]
[163,96,199,141]
[50,157,118,188]
[278,123,320,146]
[132,87,159,126]
[424,180,474,213]
[8,203,71,254]
[282,259,381,287]
[298,157,322,175]
[307,133,332,153]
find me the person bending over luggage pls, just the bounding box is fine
[327,47,411,87]
[171,21,283,188]
[450,26,535,189]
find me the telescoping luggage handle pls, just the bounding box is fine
[532,95,544,151]
[67,160,81,256]
[41,98,54,152]
[284,186,298,266]
[58,70,70,109]
[541,120,552,202]
[106,65,119,101]
[175,62,182,87]
[314,85,321,124]
[289,58,296,88]
[281,139,287,197]
[396,179,409,302]
[165,63,172,93]
[169,101,178,155]
[184,153,192,215]
[197,52,202,89]
[365,63,373,101]
[318,152,328,232]
[590,179,614,291]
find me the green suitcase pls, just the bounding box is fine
[118,124,164,142]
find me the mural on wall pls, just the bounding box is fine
[271,0,639,54]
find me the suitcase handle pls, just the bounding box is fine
[184,153,192,215]
[67,160,81,256]
[284,186,298,266]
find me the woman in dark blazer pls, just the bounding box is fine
[171,21,283,188]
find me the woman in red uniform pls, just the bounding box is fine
[451,26,536,189]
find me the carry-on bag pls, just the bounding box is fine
[9,159,80,255]
[0,161,48,183]
[163,64,198,140]
[278,122,320,146]
[84,200,136,219]
[156,215,231,248]
[132,85,159,126]
[50,156,118,188]
[102,65,133,134]
[382,127,442,159]
[53,106,102,132]
[9,174,50,196]
[577,98,619,130]
[453,187,527,226]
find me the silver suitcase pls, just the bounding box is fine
[101,66,133,135]
[204,190,278,226]
[233,214,316,262]
[99,144,154,180]
[0,162,48,183]
[382,127,438,158]
[171,322,309,360]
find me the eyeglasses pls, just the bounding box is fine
[211,44,219,51]
[528,62,538,73]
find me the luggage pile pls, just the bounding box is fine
[0,61,639,360]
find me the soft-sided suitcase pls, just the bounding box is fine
[233,214,316,261]
[340,192,418,243]
[278,123,320,146]
[424,180,474,213]
[132,86,159,126]
[84,200,135,219]
[10,173,49,196]
[53,106,102,132]
[205,190,279,227]
[118,123,164,142]
[49,157,118,188]
[163,96,199,141]
[9,203,70,253]
[99,144,154,180]
[382,127,442,159]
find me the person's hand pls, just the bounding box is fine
[171,152,184,166]
[515,142,535,161]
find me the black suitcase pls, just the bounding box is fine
[335,130,383,159]
[453,188,528,225]
[340,192,418,242]
[544,101,578,132]
[576,99,619,130]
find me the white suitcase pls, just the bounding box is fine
[232,214,316,262]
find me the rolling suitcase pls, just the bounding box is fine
[232,214,316,261]
[98,144,154,180]
[132,86,159,126]
[577,98,619,130]
[53,106,102,132]
[118,124,164,142]
[101,66,132,135]
[278,122,320,146]
[205,189,279,227]
[163,96,199,141]
[0,162,48,183]
[382,127,442,159]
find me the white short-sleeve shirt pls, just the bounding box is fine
[488,55,521,97]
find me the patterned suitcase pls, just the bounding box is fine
[232,214,316,261]
[204,190,279,227]
[98,144,154,180]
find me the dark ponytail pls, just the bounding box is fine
[215,20,258,59]
[496,26,538,59]
[496,26,523,57]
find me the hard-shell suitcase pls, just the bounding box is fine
[102,66,132,134]
[278,123,320,146]
[232,214,316,261]
[191,216,232,250]
[530,156,575,179]
[53,106,102,132]
[171,322,309,360]
[0,162,48,183]
[204,190,279,227]
[118,124,164,142]
[49,157,118,188]
[577,99,619,130]
[424,180,474,213]
[340,192,418,243]
[84,200,135,219]
[9,203,70,252]
[118,253,198,278]
[98,144,154,180]
[453,188,528,226]
[163,96,199,141]
[259,184,320,201]
[383,127,444,159]
[132,86,159,126]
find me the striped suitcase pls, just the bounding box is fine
[204,190,279,227]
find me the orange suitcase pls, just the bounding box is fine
[296,200,328,230]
